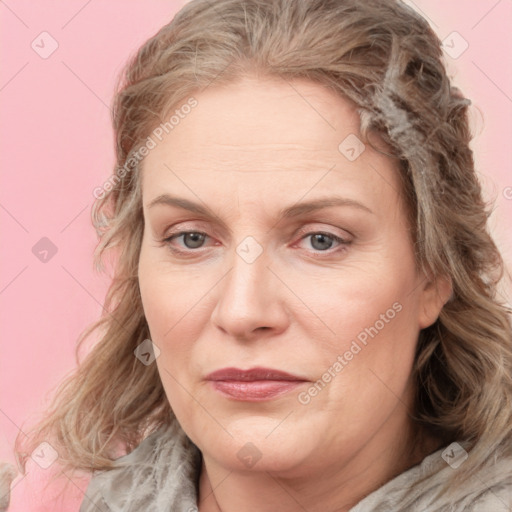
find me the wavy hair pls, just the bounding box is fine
[15,0,512,501]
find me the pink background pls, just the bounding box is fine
[1,0,511,510]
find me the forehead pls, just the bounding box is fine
[152,76,361,155]
[140,76,402,216]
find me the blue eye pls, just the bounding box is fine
[161,230,350,256]
[302,232,346,252]
[166,231,207,250]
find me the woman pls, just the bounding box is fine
[12,0,512,510]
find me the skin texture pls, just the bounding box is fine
[137,75,451,512]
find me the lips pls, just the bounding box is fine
[206,367,306,382]
[205,367,308,401]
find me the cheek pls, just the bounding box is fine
[139,241,187,330]
[299,266,417,347]
[138,250,214,376]
[291,250,421,390]
[138,260,205,425]
[293,273,420,442]
[139,275,197,351]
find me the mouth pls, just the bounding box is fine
[205,367,309,401]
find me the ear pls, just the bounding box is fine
[417,272,453,329]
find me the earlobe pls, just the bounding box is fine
[418,273,453,329]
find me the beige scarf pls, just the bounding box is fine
[77,420,512,512]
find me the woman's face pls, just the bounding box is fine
[138,76,445,478]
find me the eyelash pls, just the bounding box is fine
[160,229,351,258]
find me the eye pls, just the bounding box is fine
[162,231,211,253]
[161,229,350,257]
[296,231,350,255]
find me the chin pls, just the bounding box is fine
[200,419,317,474]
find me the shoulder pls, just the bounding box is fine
[0,462,17,512]
[463,457,512,512]
[423,446,512,512]
[420,448,512,512]
[350,443,512,512]
[79,421,201,512]
[469,484,512,512]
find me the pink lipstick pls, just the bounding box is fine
[205,367,308,401]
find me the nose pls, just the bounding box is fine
[210,244,290,342]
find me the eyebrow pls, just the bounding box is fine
[147,194,374,221]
